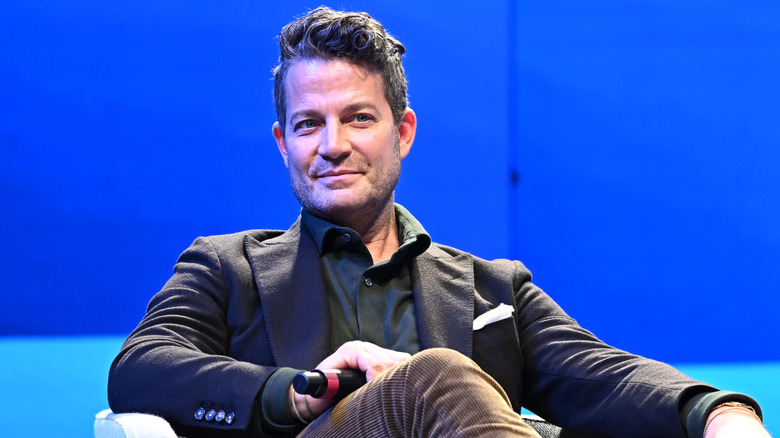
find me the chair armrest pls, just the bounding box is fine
[523,414,564,438]
[94,409,179,438]
[522,414,610,438]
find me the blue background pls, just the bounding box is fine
[1,1,778,436]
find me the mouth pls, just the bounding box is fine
[313,168,363,188]
[316,169,362,178]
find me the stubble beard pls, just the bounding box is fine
[289,138,402,229]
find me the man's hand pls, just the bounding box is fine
[315,340,412,382]
[289,341,411,421]
[704,405,770,438]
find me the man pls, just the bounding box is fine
[108,7,770,438]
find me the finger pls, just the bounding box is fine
[298,390,335,418]
[348,342,410,381]
[316,341,410,379]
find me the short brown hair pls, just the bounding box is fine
[273,7,408,132]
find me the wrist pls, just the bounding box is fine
[288,385,315,424]
[259,367,308,432]
[703,402,762,438]
[682,390,763,438]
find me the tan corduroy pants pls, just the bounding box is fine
[299,348,541,437]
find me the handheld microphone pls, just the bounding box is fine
[292,369,367,399]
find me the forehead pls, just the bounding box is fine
[283,59,389,113]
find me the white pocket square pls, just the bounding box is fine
[473,303,514,331]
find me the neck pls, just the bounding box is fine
[360,206,400,264]
[322,201,400,264]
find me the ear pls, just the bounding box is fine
[272,122,289,168]
[397,108,417,159]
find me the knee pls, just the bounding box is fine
[413,347,470,363]
[400,348,510,407]
[406,348,479,379]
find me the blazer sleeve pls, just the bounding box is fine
[107,235,294,437]
[510,261,716,438]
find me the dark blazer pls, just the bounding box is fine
[108,218,713,437]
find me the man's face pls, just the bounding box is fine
[273,59,416,223]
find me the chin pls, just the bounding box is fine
[293,182,394,220]
[312,199,366,218]
[307,194,387,221]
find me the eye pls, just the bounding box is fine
[350,113,374,125]
[294,119,319,133]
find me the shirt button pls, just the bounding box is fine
[342,233,351,243]
[364,277,372,287]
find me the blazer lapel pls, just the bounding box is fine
[245,218,331,370]
[412,246,475,357]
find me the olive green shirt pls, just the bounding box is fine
[300,203,431,355]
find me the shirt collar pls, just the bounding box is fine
[300,203,431,258]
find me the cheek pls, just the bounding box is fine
[284,143,312,171]
[357,132,397,161]
[287,153,321,185]
[287,154,308,177]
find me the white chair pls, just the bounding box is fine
[94,409,178,438]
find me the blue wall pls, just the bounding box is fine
[2,0,778,365]
[511,1,780,363]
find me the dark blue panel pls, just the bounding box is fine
[1,1,301,334]
[513,0,780,362]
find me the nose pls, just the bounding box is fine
[318,122,352,160]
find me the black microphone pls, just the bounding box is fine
[292,369,367,399]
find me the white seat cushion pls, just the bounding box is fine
[94,409,178,438]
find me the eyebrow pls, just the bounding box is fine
[288,109,320,125]
[342,102,381,115]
